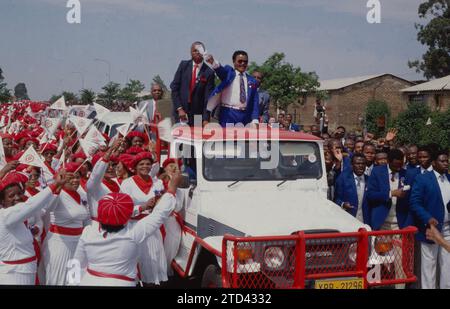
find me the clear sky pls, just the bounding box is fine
[0,0,426,100]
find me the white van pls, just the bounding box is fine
[167,126,417,289]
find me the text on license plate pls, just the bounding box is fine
[315,278,364,289]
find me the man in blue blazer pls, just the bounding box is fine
[204,51,259,127]
[335,153,370,224]
[252,70,270,124]
[367,149,413,231]
[410,150,450,289]
[170,41,216,126]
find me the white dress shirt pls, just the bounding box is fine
[434,170,450,224]
[420,165,433,174]
[354,173,365,223]
[382,166,399,230]
[221,70,248,109]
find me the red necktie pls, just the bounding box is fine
[189,64,198,103]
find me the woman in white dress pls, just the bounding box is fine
[41,162,90,286]
[0,171,66,285]
[86,139,122,221]
[120,151,167,286]
[73,173,180,287]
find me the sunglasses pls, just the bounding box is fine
[237,60,248,64]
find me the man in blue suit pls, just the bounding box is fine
[204,51,259,127]
[367,149,413,231]
[252,70,270,124]
[170,41,216,126]
[410,150,450,289]
[335,153,370,224]
[406,145,433,187]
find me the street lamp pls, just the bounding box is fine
[120,69,129,84]
[71,71,85,89]
[94,58,111,83]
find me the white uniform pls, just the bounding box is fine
[41,188,90,286]
[86,159,120,220]
[73,193,176,286]
[0,188,57,285]
[24,188,44,243]
[120,176,167,284]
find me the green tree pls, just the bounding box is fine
[0,68,12,103]
[14,83,29,100]
[80,89,96,105]
[419,109,450,150]
[408,0,450,79]
[152,75,168,92]
[248,53,320,111]
[364,99,391,137]
[62,91,78,105]
[393,102,432,146]
[119,79,145,103]
[97,82,121,107]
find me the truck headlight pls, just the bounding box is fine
[348,243,357,263]
[264,246,286,271]
[374,239,393,256]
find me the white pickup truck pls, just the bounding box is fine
[163,126,416,289]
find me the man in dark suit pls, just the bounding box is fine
[204,50,259,127]
[251,70,270,123]
[410,150,450,289]
[366,149,413,231]
[334,153,370,224]
[170,41,215,126]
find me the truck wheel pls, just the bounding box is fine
[201,264,223,288]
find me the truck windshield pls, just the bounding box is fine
[202,141,322,181]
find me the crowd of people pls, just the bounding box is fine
[0,40,448,289]
[0,100,187,286]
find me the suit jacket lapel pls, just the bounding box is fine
[430,172,446,208]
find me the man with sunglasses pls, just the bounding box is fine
[204,51,260,127]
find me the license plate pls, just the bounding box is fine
[315,278,364,289]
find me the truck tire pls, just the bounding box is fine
[201,264,223,288]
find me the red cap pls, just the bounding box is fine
[162,158,182,170]
[126,131,148,144]
[40,143,58,153]
[71,151,87,162]
[0,172,28,192]
[62,162,81,173]
[97,193,134,226]
[118,154,134,172]
[132,152,153,168]
[126,146,144,155]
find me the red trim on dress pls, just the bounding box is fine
[62,188,81,204]
[132,175,153,195]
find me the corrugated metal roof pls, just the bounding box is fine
[401,75,450,92]
[318,74,385,91]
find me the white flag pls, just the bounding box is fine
[157,118,174,143]
[50,96,67,111]
[93,103,110,121]
[116,123,131,138]
[85,125,106,146]
[0,137,6,167]
[54,150,66,171]
[18,145,46,169]
[78,138,98,158]
[69,115,93,135]
[42,117,61,138]
[130,106,149,125]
